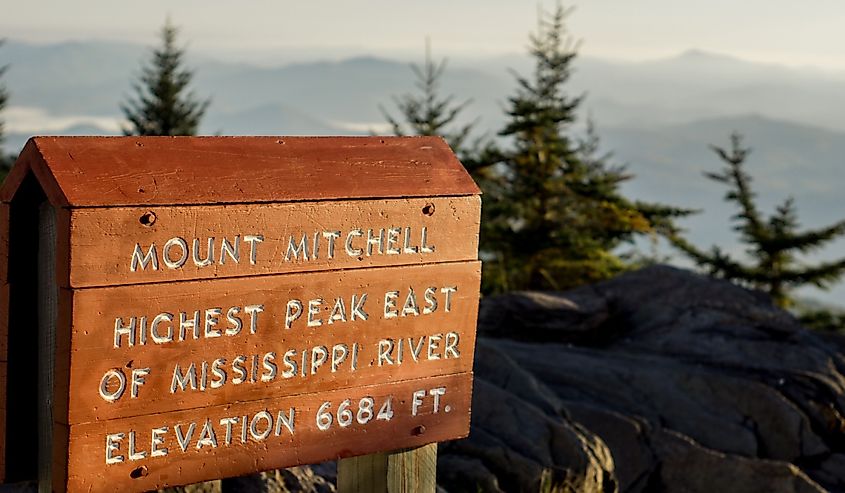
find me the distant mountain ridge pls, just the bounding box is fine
[6,39,845,138]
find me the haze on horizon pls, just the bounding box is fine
[2,0,845,70]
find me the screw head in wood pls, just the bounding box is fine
[139,211,157,227]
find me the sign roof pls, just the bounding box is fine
[1,136,480,207]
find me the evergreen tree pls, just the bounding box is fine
[0,46,6,146]
[122,19,210,136]
[382,39,500,189]
[671,132,845,308]
[382,39,475,153]
[0,40,11,176]
[481,4,689,293]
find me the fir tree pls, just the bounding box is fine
[382,39,475,153]
[122,19,210,136]
[671,132,845,307]
[481,4,689,293]
[382,39,500,188]
[0,45,6,145]
[0,40,11,176]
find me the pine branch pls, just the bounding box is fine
[761,217,845,254]
[672,132,845,308]
[774,258,845,288]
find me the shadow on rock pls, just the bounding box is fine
[439,266,845,493]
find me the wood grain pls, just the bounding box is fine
[1,136,479,208]
[0,203,8,283]
[0,283,7,363]
[338,443,438,493]
[67,195,480,288]
[387,444,438,493]
[51,423,69,493]
[54,207,72,290]
[52,289,73,453]
[0,219,6,482]
[0,361,5,482]
[67,261,480,424]
[339,449,389,493]
[65,372,472,493]
[0,203,8,360]
[37,201,58,490]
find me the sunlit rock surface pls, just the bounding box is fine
[439,265,844,492]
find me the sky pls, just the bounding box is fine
[1,0,845,68]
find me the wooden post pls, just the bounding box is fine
[337,443,437,493]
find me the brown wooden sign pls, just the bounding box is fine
[0,136,481,492]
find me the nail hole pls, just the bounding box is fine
[130,466,148,479]
[422,203,435,216]
[412,425,426,436]
[139,211,157,227]
[135,142,144,148]
[276,139,285,144]
[138,188,145,193]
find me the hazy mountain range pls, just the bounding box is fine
[3,40,845,305]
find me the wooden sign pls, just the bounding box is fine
[0,136,481,492]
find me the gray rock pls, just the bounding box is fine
[439,339,617,493]
[160,480,222,493]
[218,464,336,493]
[653,430,827,493]
[438,266,845,492]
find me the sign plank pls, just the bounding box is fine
[0,283,8,362]
[67,196,480,288]
[67,262,480,424]
[66,372,472,492]
[0,361,5,482]
[0,203,8,282]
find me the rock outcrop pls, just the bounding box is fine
[439,265,845,492]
